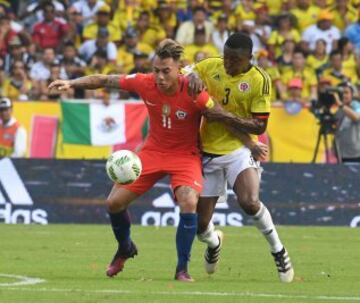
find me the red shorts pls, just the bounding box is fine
[116,149,203,195]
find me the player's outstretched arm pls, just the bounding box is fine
[48,75,121,91]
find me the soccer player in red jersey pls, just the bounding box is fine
[49,39,248,282]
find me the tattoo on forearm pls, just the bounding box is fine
[105,75,121,89]
[226,125,253,145]
[70,75,120,90]
[225,116,267,135]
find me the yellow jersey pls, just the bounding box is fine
[282,67,318,99]
[194,57,271,155]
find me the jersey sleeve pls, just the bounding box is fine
[194,91,214,110]
[119,73,146,93]
[251,70,271,116]
[193,58,211,80]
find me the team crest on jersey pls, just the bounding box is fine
[239,82,250,92]
[162,104,171,116]
[175,110,187,119]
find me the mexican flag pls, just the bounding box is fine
[61,99,148,147]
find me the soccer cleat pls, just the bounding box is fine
[106,240,138,277]
[204,230,224,274]
[271,247,294,283]
[174,270,194,282]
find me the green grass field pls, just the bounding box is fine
[0,225,359,303]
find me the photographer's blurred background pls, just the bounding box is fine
[1,0,360,163]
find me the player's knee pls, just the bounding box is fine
[106,197,125,213]
[177,196,198,213]
[237,193,260,215]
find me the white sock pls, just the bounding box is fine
[253,202,283,253]
[197,221,220,248]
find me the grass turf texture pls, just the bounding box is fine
[0,225,359,303]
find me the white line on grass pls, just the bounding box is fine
[0,274,46,286]
[1,287,360,301]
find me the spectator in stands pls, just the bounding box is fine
[305,39,328,75]
[0,97,27,158]
[267,13,301,58]
[282,49,318,103]
[152,1,177,39]
[3,36,34,74]
[301,10,341,55]
[334,82,360,162]
[286,78,306,104]
[30,47,57,82]
[122,50,151,100]
[136,11,165,50]
[338,37,358,83]
[211,14,231,54]
[82,4,121,43]
[234,0,256,24]
[30,47,59,98]
[239,9,271,56]
[71,0,106,26]
[183,27,219,65]
[276,38,296,73]
[84,50,116,99]
[210,0,236,30]
[116,27,152,73]
[66,6,85,46]
[252,5,272,50]
[290,0,320,33]
[0,15,17,57]
[32,1,70,51]
[40,63,74,100]
[344,9,360,52]
[0,5,32,45]
[79,27,117,63]
[176,6,214,46]
[320,50,350,87]
[60,42,86,80]
[1,60,32,101]
[330,0,358,32]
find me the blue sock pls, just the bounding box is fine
[108,209,131,250]
[176,213,198,272]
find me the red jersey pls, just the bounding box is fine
[32,20,69,49]
[119,73,212,154]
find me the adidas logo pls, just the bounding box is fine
[141,186,243,227]
[0,158,48,224]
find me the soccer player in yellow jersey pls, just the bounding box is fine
[187,33,294,283]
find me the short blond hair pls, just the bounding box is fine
[155,39,184,61]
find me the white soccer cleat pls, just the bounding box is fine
[204,230,224,274]
[271,247,294,283]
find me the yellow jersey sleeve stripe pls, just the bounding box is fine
[254,66,270,96]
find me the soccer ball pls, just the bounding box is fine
[106,150,142,184]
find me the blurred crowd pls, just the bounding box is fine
[0,0,360,103]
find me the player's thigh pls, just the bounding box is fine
[119,149,166,195]
[233,167,260,204]
[167,153,203,194]
[225,147,261,191]
[201,156,227,198]
[197,196,218,232]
